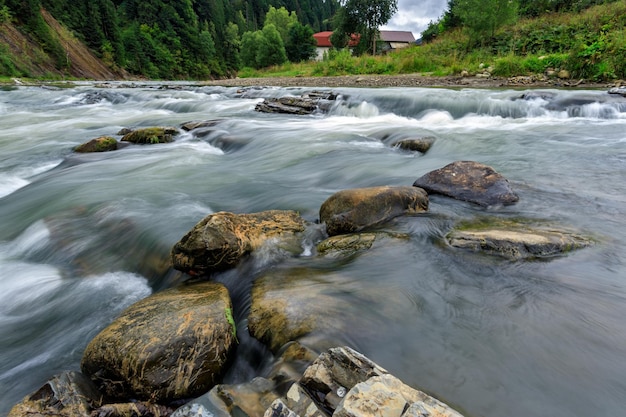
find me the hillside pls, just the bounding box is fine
[0,9,122,80]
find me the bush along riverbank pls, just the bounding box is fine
[8,89,599,415]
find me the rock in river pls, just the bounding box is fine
[81,282,236,403]
[446,219,592,260]
[413,161,519,207]
[121,127,179,144]
[319,186,428,237]
[74,136,118,153]
[171,210,307,275]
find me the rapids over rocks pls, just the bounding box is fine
[1,82,625,417]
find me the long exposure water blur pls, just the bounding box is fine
[1,82,625,416]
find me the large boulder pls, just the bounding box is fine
[8,371,102,417]
[319,186,428,237]
[74,136,118,153]
[81,282,236,403]
[121,127,179,144]
[171,210,307,275]
[446,220,592,260]
[413,161,519,207]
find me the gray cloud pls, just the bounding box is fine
[382,0,448,38]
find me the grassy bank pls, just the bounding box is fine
[241,1,626,82]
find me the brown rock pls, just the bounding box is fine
[90,402,174,417]
[319,186,428,237]
[248,268,348,353]
[81,282,236,402]
[171,210,307,275]
[316,232,410,258]
[391,136,436,153]
[413,161,519,207]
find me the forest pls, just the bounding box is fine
[0,0,339,79]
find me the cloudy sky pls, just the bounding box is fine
[381,0,449,39]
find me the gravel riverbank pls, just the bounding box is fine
[200,73,620,89]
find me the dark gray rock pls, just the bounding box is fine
[413,161,518,207]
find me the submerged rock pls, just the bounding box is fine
[413,161,519,207]
[171,210,307,275]
[8,371,102,417]
[446,220,592,260]
[74,136,118,153]
[319,186,428,237]
[121,127,179,144]
[248,268,349,353]
[608,86,626,98]
[316,231,410,258]
[391,136,436,153]
[81,282,236,402]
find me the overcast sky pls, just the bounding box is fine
[381,0,449,39]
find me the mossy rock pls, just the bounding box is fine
[74,136,118,153]
[121,127,179,144]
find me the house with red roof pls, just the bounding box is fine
[313,30,415,60]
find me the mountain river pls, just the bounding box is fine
[0,82,625,416]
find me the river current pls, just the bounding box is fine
[0,82,625,416]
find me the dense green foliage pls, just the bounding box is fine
[251,0,626,82]
[332,0,398,55]
[0,0,339,78]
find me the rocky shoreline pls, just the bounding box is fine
[200,73,622,90]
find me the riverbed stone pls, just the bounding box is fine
[74,136,118,153]
[413,161,519,207]
[316,231,410,258]
[121,126,179,144]
[391,136,436,153]
[248,268,348,353]
[319,186,428,237]
[171,210,307,275]
[8,371,102,417]
[90,402,174,417]
[255,92,336,115]
[81,282,236,402]
[446,220,592,260]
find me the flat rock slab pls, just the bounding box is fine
[413,161,519,207]
[447,222,592,260]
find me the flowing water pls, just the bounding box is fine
[0,82,625,416]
